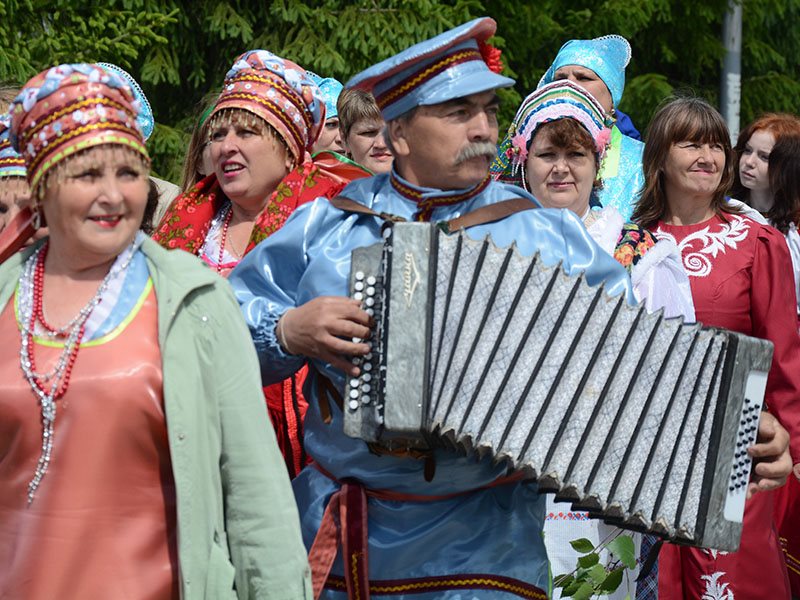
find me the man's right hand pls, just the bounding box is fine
[278,296,372,376]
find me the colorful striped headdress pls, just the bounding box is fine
[211,50,326,162]
[9,63,149,190]
[346,17,513,121]
[491,80,612,188]
[0,115,26,179]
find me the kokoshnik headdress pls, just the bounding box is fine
[491,80,612,190]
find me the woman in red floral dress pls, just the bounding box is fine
[633,96,800,600]
[154,50,369,477]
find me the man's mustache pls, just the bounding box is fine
[455,141,498,165]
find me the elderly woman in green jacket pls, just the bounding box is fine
[0,64,311,599]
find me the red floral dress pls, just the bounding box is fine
[154,157,370,477]
[654,213,800,600]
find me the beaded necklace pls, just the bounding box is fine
[198,202,240,273]
[18,239,137,503]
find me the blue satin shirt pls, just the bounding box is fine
[229,170,634,598]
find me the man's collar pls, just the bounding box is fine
[389,167,491,221]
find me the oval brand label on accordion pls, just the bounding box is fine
[403,251,420,308]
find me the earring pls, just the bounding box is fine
[31,200,42,230]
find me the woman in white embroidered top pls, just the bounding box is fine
[633,96,800,600]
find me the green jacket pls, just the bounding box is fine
[0,237,312,600]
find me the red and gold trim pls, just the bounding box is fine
[215,91,305,160]
[375,48,483,110]
[19,96,133,145]
[27,121,143,184]
[229,73,313,131]
[325,573,547,599]
[390,172,491,221]
[780,536,800,576]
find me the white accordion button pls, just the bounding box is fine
[363,362,372,371]
[348,399,359,411]
[366,286,375,296]
[361,383,371,393]
[361,395,371,405]
[354,292,364,301]
[355,271,365,281]
[349,389,359,399]
[362,373,372,383]
[354,281,364,291]
[366,276,377,286]
[366,308,374,317]
[365,297,375,307]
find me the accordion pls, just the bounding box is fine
[343,222,773,552]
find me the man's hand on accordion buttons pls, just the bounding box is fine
[746,411,792,498]
[278,297,372,376]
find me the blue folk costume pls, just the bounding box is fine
[229,18,634,600]
[537,35,644,220]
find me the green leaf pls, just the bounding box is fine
[577,552,600,569]
[569,538,595,553]
[572,582,595,600]
[608,535,637,570]
[588,563,607,585]
[600,567,625,592]
[562,577,584,596]
[554,574,575,589]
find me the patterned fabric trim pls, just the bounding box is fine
[325,573,548,599]
[655,215,750,278]
[154,159,351,254]
[613,222,657,273]
[374,48,482,110]
[545,510,590,521]
[389,171,490,222]
[780,536,800,576]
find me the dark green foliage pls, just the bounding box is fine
[1,0,798,182]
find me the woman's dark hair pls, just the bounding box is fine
[141,178,160,235]
[632,96,737,229]
[767,133,800,234]
[730,113,800,203]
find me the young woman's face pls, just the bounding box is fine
[739,129,774,193]
[345,118,392,174]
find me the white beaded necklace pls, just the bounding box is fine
[18,238,138,503]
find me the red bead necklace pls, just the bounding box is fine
[216,204,234,273]
[26,243,83,399]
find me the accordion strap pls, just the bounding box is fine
[328,195,537,231]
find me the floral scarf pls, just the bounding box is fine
[153,156,370,255]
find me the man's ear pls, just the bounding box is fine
[388,118,411,158]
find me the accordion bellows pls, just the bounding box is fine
[344,223,773,551]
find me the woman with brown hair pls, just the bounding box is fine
[154,50,369,477]
[633,96,800,599]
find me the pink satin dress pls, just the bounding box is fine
[0,286,179,599]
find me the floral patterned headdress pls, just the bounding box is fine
[9,63,149,192]
[209,50,326,163]
[490,80,612,189]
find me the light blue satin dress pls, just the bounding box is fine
[596,125,644,221]
[229,170,634,598]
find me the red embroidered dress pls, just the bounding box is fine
[654,213,800,599]
[154,157,369,477]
